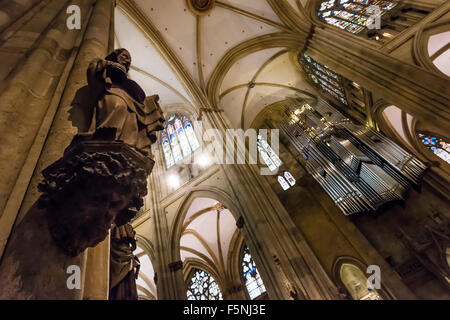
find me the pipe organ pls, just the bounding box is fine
[279,98,427,216]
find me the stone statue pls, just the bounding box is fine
[0,48,164,300]
[109,223,140,300]
[37,49,165,257]
[87,48,165,155]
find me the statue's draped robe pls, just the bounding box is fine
[109,224,140,300]
[87,61,165,153]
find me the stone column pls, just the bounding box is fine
[0,0,85,258]
[204,110,340,300]
[83,234,111,300]
[149,162,186,300]
[0,0,43,35]
[0,0,115,299]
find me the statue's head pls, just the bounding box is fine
[105,48,131,73]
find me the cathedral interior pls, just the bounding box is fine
[0,0,449,301]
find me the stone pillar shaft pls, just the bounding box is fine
[0,0,43,35]
[149,161,187,300]
[204,110,340,300]
[0,0,101,263]
[0,0,115,300]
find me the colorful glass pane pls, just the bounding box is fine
[260,137,283,167]
[278,176,291,191]
[167,124,183,163]
[318,0,396,34]
[162,115,201,169]
[258,146,277,171]
[162,132,175,168]
[343,3,365,12]
[175,118,191,157]
[379,1,396,10]
[187,269,223,300]
[242,246,266,300]
[320,0,336,11]
[183,117,200,151]
[314,69,340,87]
[258,135,282,171]
[302,54,349,105]
[284,171,296,186]
[418,133,450,164]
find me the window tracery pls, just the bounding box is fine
[187,269,223,300]
[162,114,200,169]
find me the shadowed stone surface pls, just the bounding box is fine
[38,128,154,257]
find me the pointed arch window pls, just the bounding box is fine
[418,133,450,164]
[317,0,397,35]
[284,171,296,186]
[339,263,382,300]
[187,269,223,300]
[278,171,296,191]
[278,176,291,191]
[257,135,282,171]
[301,54,349,106]
[162,114,200,169]
[242,246,266,300]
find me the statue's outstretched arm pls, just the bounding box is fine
[87,58,111,99]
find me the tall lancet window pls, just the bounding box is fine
[418,133,450,164]
[317,0,397,34]
[242,245,266,300]
[301,54,348,106]
[278,171,296,191]
[187,269,223,300]
[257,135,282,172]
[340,263,382,300]
[162,114,200,169]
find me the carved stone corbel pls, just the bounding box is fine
[168,260,183,272]
[38,128,154,257]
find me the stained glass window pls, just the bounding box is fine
[418,133,450,164]
[278,176,291,191]
[187,269,223,300]
[317,0,397,34]
[257,135,282,171]
[301,53,349,106]
[340,263,383,300]
[162,115,200,169]
[242,246,266,300]
[284,171,296,186]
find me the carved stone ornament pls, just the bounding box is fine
[38,128,154,257]
[168,260,183,272]
[187,0,215,15]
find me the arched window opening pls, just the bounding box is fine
[162,114,200,169]
[301,54,348,106]
[284,171,296,186]
[340,263,382,300]
[278,171,296,191]
[418,133,450,164]
[278,176,290,191]
[242,246,266,300]
[257,134,282,171]
[317,1,433,42]
[300,54,369,121]
[187,269,223,300]
[317,0,397,35]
